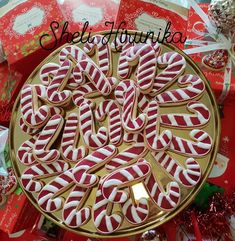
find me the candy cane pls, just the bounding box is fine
[39,62,77,89]
[102,159,151,203]
[126,44,156,93]
[73,60,112,96]
[21,160,70,192]
[150,52,186,96]
[145,101,172,151]
[20,117,40,135]
[105,133,147,172]
[93,181,123,234]
[20,84,50,127]
[17,136,37,165]
[152,152,201,187]
[37,169,74,212]
[72,145,117,188]
[84,35,112,76]
[160,101,210,128]
[47,59,72,106]
[111,34,134,79]
[59,45,87,64]
[115,80,149,112]
[156,75,205,105]
[61,113,88,163]
[120,187,149,225]
[146,39,161,56]
[169,129,212,157]
[62,185,91,228]
[95,100,123,145]
[79,103,108,150]
[34,114,64,163]
[122,81,146,132]
[144,173,181,211]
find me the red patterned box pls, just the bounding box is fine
[115,0,189,49]
[0,192,40,234]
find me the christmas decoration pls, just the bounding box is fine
[140,230,167,241]
[208,0,235,31]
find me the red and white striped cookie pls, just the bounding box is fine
[144,173,181,210]
[115,80,149,112]
[152,152,201,187]
[145,101,172,151]
[59,45,87,64]
[17,136,37,166]
[72,82,99,109]
[146,39,161,56]
[72,145,117,188]
[47,59,72,106]
[84,35,112,76]
[61,113,88,163]
[150,52,186,96]
[37,169,74,212]
[102,159,151,203]
[156,75,205,105]
[93,181,123,234]
[122,81,147,132]
[34,114,64,163]
[21,160,70,192]
[126,44,156,93]
[20,84,50,127]
[95,100,123,145]
[39,62,77,89]
[63,185,91,228]
[111,34,134,79]
[169,129,212,157]
[73,60,113,96]
[120,187,149,225]
[20,117,41,135]
[79,103,108,150]
[105,133,147,172]
[160,101,210,128]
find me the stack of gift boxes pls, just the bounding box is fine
[0,0,234,240]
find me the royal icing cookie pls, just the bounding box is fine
[15,34,216,236]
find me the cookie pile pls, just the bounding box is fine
[16,34,213,234]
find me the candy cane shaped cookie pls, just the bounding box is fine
[93,181,123,234]
[152,152,201,187]
[79,103,108,150]
[72,145,117,188]
[146,39,161,56]
[111,34,134,79]
[144,173,181,211]
[160,101,210,128]
[21,160,70,192]
[63,185,91,228]
[20,117,40,135]
[34,114,64,163]
[102,159,151,203]
[122,81,147,132]
[145,101,172,151]
[21,84,50,127]
[156,75,206,105]
[61,113,88,163]
[150,52,186,96]
[39,62,77,89]
[17,136,37,165]
[37,169,74,212]
[120,187,149,225]
[169,129,212,157]
[126,44,156,93]
[115,80,149,112]
[105,133,147,172]
[84,35,112,76]
[47,59,72,106]
[95,100,123,145]
[73,60,113,96]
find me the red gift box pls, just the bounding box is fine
[0,191,40,234]
[115,0,188,49]
[185,4,235,105]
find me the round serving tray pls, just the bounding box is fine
[10,31,220,238]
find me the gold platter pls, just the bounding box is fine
[10,31,220,238]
